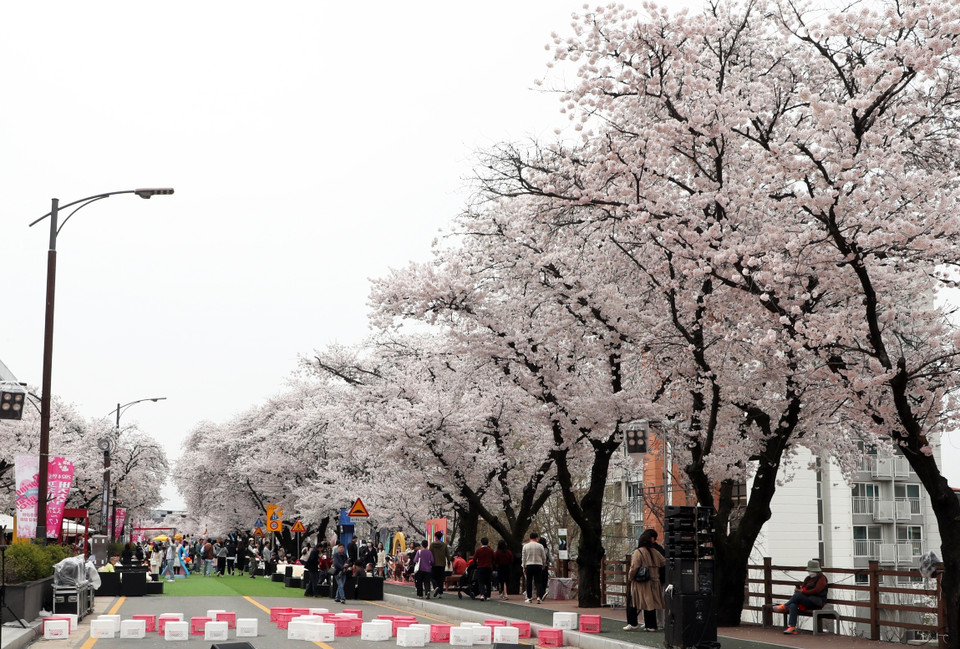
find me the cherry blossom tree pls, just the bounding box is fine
[369,204,661,606]
[2,392,169,526]
[476,0,960,633]
[308,334,559,578]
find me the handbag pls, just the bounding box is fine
[633,566,651,583]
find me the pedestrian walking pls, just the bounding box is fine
[522,532,547,603]
[494,540,514,600]
[333,543,349,603]
[474,537,495,600]
[429,531,449,597]
[413,540,434,599]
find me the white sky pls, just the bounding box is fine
[2,1,957,511]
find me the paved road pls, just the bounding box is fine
[2,582,868,649]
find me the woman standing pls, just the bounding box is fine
[376,543,387,577]
[494,540,514,600]
[149,543,163,580]
[413,540,434,599]
[625,530,666,631]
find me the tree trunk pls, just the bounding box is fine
[575,526,605,607]
[551,434,617,608]
[901,448,960,649]
[454,504,479,558]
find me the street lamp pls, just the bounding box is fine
[28,189,174,541]
[101,398,166,540]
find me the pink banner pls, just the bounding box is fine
[14,455,76,538]
[114,508,127,540]
[47,457,75,538]
[14,455,38,538]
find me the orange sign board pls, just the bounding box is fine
[291,519,306,533]
[266,504,283,532]
[348,498,369,517]
[253,526,265,537]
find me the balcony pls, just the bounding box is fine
[874,500,895,522]
[896,497,921,516]
[854,539,882,558]
[852,497,876,515]
[859,455,912,479]
[897,542,922,563]
[855,541,922,564]
[879,543,897,564]
[895,499,913,520]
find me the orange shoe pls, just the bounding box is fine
[773,604,787,613]
[783,626,798,635]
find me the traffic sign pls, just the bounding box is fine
[253,527,265,537]
[348,498,369,517]
[291,519,306,533]
[266,504,283,532]
[254,517,265,529]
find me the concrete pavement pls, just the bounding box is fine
[0,580,894,649]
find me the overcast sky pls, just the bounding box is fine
[2,1,957,511]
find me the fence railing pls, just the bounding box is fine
[747,558,944,648]
[599,556,945,647]
[600,556,629,608]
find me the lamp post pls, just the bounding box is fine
[101,398,166,540]
[29,189,174,542]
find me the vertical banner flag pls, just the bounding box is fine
[266,504,283,533]
[14,455,76,538]
[47,456,76,538]
[14,455,38,538]
[558,528,569,560]
[114,508,127,540]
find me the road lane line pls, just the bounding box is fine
[243,595,272,613]
[77,596,126,649]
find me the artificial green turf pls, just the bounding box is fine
[158,573,307,597]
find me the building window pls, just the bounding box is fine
[852,483,880,515]
[896,525,923,557]
[854,525,882,557]
[894,484,921,515]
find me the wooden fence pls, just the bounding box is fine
[600,556,945,647]
[748,558,944,647]
[600,556,629,608]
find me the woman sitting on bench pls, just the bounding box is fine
[773,559,829,635]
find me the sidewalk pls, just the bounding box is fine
[383,580,893,649]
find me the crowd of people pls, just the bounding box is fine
[102,528,559,609]
[296,530,555,604]
[100,535,291,581]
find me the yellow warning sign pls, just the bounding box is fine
[291,519,306,533]
[348,498,369,517]
[253,526,265,537]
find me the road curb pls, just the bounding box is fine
[0,621,40,649]
[383,593,659,649]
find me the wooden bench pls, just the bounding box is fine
[767,603,839,635]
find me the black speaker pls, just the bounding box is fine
[665,558,697,594]
[664,593,717,648]
[664,505,696,530]
[493,644,525,649]
[210,643,257,649]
